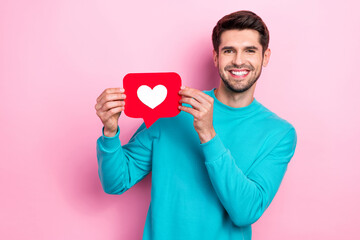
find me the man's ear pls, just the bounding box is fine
[212,49,218,68]
[262,48,271,67]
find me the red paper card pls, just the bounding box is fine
[123,72,182,128]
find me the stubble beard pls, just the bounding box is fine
[219,63,263,93]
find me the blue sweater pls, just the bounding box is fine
[96,89,297,240]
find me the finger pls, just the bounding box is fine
[97,88,125,102]
[97,88,125,103]
[178,105,199,119]
[104,106,124,119]
[99,100,125,111]
[98,93,127,107]
[180,90,206,104]
[180,90,212,110]
[180,96,204,111]
[179,87,213,104]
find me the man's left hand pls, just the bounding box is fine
[178,86,216,144]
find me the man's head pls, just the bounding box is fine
[212,11,271,94]
[212,10,269,55]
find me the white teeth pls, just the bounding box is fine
[231,70,248,76]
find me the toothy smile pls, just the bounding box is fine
[229,69,249,77]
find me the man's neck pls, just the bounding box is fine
[214,84,255,108]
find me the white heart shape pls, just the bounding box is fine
[137,85,167,109]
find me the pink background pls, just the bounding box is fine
[1,0,359,239]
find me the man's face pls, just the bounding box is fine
[213,29,271,93]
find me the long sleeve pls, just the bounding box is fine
[96,123,155,195]
[201,127,297,227]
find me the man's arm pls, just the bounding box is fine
[178,87,297,226]
[95,87,153,195]
[201,127,297,226]
[96,124,153,195]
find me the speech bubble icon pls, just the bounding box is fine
[123,72,181,128]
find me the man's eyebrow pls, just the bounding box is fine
[244,46,259,50]
[221,46,236,51]
[220,46,259,51]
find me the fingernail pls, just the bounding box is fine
[180,86,185,90]
[120,88,125,93]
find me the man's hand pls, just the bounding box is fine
[95,88,126,137]
[178,86,216,143]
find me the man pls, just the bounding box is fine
[95,10,297,240]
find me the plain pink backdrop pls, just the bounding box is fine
[1,0,359,239]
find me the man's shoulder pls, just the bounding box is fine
[256,101,296,135]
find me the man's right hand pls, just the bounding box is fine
[95,88,126,137]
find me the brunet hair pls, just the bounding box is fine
[212,10,270,55]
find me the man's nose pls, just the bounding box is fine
[232,53,244,66]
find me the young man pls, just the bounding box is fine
[95,10,297,240]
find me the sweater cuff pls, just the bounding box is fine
[200,134,227,163]
[100,126,121,150]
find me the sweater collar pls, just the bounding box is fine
[209,88,262,116]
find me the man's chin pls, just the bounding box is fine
[224,82,249,93]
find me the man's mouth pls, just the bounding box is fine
[229,69,250,78]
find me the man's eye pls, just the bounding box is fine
[246,50,256,53]
[224,49,233,54]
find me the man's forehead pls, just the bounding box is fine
[219,29,261,48]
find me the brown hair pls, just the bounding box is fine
[212,10,270,54]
